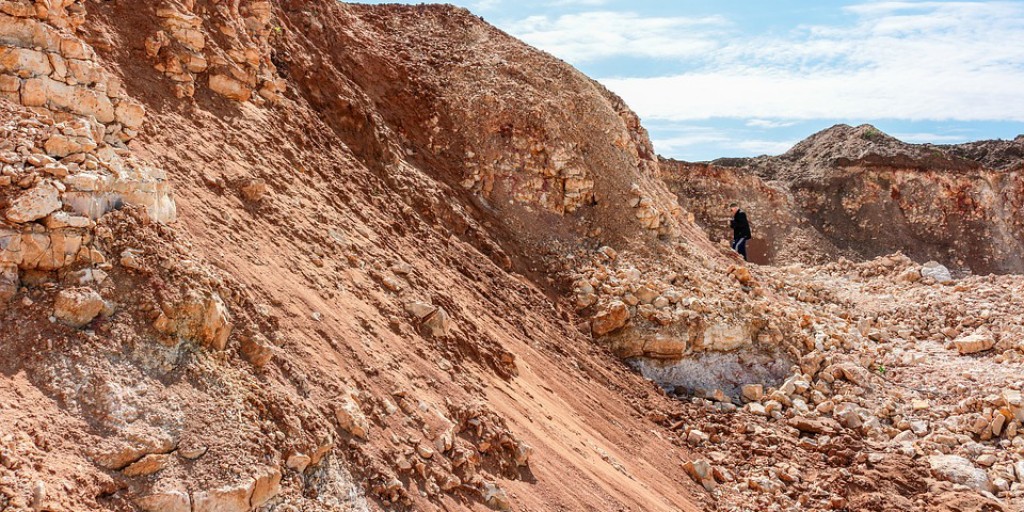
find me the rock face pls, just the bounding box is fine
[663,125,1024,274]
[136,490,190,512]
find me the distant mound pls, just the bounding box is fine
[669,124,1024,274]
[712,124,1023,181]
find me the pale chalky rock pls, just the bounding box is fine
[191,481,253,512]
[481,482,511,511]
[0,264,17,304]
[920,261,953,283]
[5,182,61,223]
[591,300,629,336]
[928,455,996,493]
[136,490,191,512]
[209,74,251,101]
[954,333,995,355]
[702,323,749,351]
[54,287,105,327]
[153,292,232,350]
[335,392,369,439]
[122,453,170,477]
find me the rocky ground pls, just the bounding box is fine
[0,1,1021,512]
[660,255,1024,511]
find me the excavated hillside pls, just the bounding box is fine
[1,2,1023,512]
[664,124,1024,273]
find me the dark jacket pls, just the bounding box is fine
[731,209,751,240]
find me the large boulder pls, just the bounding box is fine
[153,292,232,350]
[954,332,995,355]
[591,301,629,336]
[928,455,996,493]
[920,261,953,283]
[53,287,105,327]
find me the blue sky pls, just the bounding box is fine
[359,1,1024,161]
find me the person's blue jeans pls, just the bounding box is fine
[732,237,749,261]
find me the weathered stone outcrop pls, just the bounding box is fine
[146,0,285,103]
[153,291,232,350]
[664,125,1024,274]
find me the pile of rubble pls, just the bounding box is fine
[0,100,174,308]
[664,255,1024,510]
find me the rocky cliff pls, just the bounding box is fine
[665,124,1024,274]
[0,1,774,510]
[1,2,1023,512]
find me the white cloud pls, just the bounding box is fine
[511,2,1024,124]
[603,66,1024,122]
[550,0,610,5]
[746,119,798,129]
[508,12,728,62]
[472,0,501,11]
[651,125,797,158]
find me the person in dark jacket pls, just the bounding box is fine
[729,202,751,261]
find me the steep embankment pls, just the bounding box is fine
[665,124,1024,274]
[0,1,773,510]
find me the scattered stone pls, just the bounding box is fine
[921,261,953,283]
[682,459,717,491]
[335,391,370,439]
[741,384,764,402]
[153,292,233,350]
[954,333,995,355]
[122,454,170,477]
[53,287,105,327]
[240,333,274,367]
[591,300,629,336]
[178,446,208,460]
[481,482,511,511]
[240,178,267,202]
[286,452,311,473]
[120,249,144,271]
[789,416,833,435]
[928,455,996,493]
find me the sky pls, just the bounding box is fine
[357,0,1024,161]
